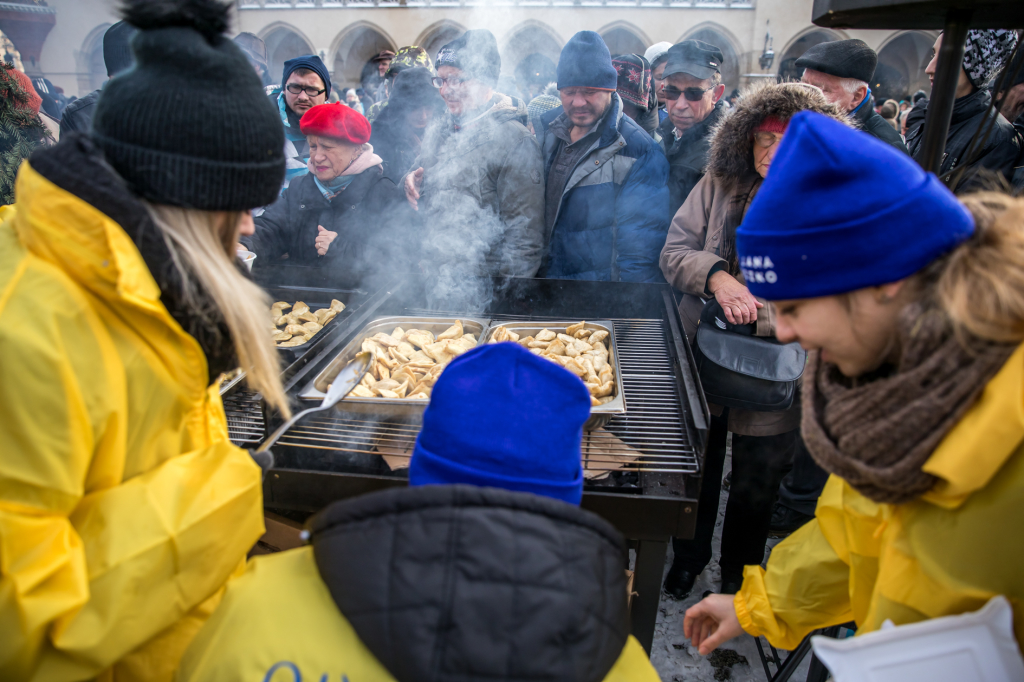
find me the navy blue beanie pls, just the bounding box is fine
[557,31,618,91]
[409,343,591,505]
[282,55,331,100]
[736,111,974,300]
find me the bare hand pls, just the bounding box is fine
[405,167,424,211]
[315,225,338,256]
[709,271,763,325]
[684,594,745,655]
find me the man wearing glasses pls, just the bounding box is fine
[271,55,331,189]
[656,40,728,216]
[403,30,545,285]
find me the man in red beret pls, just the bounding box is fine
[242,102,415,285]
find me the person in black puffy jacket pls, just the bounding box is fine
[369,67,445,183]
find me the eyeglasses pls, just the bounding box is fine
[662,84,714,102]
[753,131,784,149]
[431,76,468,88]
[286,83,326,98]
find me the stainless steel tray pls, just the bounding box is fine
[297,315,491,418]
[480,320,625,430]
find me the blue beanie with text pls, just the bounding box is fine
[557,31,618,91]
[409,343,591,505]
[736,111,974,300]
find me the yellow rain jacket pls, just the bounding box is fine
[0,151,265,681]
[178,484,662,682]
[736,343,1024,650]
[177,547,660,682]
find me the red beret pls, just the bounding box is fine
[9,69,41,116]
[300,102,371,145]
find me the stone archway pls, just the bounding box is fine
[76,23,109,96]
[876,31,936,101]
[599,24,648,59]
[503,21,563,93]
[331,23,395,92]
[777,28,845,82]
[262,24,315,86]
[416,21,464,63]
[681,24,741,93]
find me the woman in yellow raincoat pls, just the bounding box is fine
[684,111,1024,654]
[0,1,291,680]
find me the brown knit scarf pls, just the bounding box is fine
[802,305,1017,504]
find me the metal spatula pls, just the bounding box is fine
[250,351,372,471]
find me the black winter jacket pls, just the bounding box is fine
[659,100,726,217]
[906,88,1022,189]
[369,105,423,183]
[852,95,909,153]
[242,168,413,289]
[59,89,100,136]
[310,484,631,682]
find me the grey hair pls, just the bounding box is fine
[839,77,868,95]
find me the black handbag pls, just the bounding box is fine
[693,299,806,412]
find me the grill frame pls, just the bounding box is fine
[259,276,710,536]
[231,275,711,655]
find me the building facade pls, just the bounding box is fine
[36,0,934,104]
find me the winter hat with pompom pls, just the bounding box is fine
[92,0,285,211]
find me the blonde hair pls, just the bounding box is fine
[145,204,291,418]
[917,192,1024,346]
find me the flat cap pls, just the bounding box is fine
[795,39,877,84]
[663,40,723,81]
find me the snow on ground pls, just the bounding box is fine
[646,451,811,681]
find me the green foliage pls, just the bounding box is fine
[0,63,51,205]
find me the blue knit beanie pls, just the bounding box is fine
[282,55,331,101]
[736,111,974,300]
[557,31,618,91]
[409,343,591,505]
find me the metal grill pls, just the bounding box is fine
[269,318,699,475]
[224,390,265,446]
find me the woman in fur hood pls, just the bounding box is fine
[658,82,851,600]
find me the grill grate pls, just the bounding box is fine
[224,390,264,446]
[269,318,699,475]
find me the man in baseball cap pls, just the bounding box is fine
[657,39,728,216]
[796,39,908,153]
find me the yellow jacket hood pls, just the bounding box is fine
[736,343,1024,650]
[0,135,264,681]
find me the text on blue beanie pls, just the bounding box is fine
[736,111,974,301]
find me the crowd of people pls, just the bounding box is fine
[1,0,1023,679]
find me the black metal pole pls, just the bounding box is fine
[918,9,972,174]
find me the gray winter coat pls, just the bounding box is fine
[414,93,545,280]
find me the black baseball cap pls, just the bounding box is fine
[662,40,723,80]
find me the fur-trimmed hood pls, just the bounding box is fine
[708,81,851,179]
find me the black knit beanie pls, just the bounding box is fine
[103,21,137,77]
[436,29,501,87]
[92,0,285,211]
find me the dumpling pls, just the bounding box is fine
[437,320,464,341]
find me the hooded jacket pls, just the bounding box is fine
[539,94,670,282]
[659,100,727,216]
[177,485,660,682]
[851,93,909,153]
[737,343,1024,650]
[660,82,849,436]
[0,135,265,681]
[414,93,545,279]
[905,88,1022,189]
[243,163,413,288]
